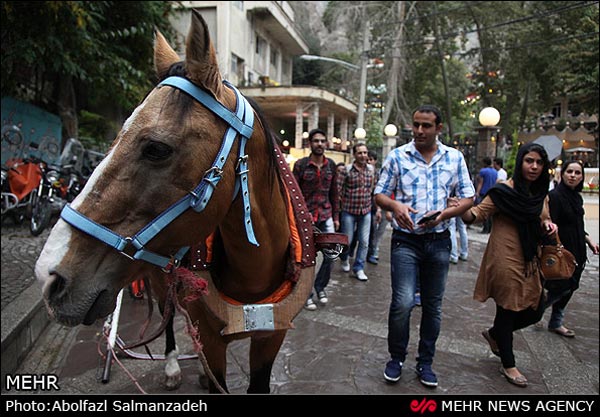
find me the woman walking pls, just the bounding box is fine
[546,160,599,337]
[461,142,557,387]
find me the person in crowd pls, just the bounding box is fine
[546,160,599,336]
[493,157,508,183]
[461,142,557,388]
[375,104,475,388]
[448,216,469,264]
[475,157,497,233]
[367,150,388,265]
[293,129,340,310]
[337,143,376,281]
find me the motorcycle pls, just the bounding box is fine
[28,137,63,236]
[1,125,42,225]
[29,158,60,236]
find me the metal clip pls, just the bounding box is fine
[119,237,137,261]
[204,166,223,177]
[236,155,248,170]
[161,256,181,274]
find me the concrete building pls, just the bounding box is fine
[170,1,358,162]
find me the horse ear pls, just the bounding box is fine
[154,29,180,80]
[185,10,223,98]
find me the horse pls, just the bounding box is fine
[34,11,322,394]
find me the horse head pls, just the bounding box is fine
[35,11,281,326]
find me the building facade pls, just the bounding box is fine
[170,1,358,157]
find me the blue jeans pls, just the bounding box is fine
[388,230,451,366]
[311,218,335,298]
[545,265,584,329]
[449,217,468,260]
[340,211,371,272]
[368,212,390,259]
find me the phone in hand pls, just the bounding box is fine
[417,211,441,225]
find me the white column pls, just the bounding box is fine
[295,102,304,149]
[308,103,319,132]
[340,118,349,151]
[327,113,335,149]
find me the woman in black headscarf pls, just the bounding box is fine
[462,142,557,387]
[546,160,599,337]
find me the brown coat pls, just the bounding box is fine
[469,180,550,311]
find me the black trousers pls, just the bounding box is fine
[489,297,544,369]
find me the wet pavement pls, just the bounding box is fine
[1,215,599,396]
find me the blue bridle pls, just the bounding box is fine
[60,76,258,272]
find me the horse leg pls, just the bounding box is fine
[163,314,182,390]
[151,274,182,391]
[247,330,287,393]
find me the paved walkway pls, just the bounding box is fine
[1,216,598,395]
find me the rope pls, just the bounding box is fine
[168,267,228,394]
[98,328,148,394]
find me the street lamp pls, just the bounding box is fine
[477,107,501,161]
[354,127,367,143]
[382,123,398,157]
[298,55,359,71]
[299,53,369,144]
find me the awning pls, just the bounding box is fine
[565,147,595,153]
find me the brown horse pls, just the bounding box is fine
[35,11,316,393]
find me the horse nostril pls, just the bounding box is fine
[47,273,67,301]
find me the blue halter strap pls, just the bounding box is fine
[60,76,258,272]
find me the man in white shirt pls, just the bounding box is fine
[493,157,508,182]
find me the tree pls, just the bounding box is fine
[292,1,598,146]
[1,1,174,145]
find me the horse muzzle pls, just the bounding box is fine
[42,272,114,326]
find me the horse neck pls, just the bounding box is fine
[216,139,291,301]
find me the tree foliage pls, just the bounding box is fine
[292,1,599,144]
[1,1,175,144]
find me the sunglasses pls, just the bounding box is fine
[412,122,435,129]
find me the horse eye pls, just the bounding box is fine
[142,141,173,161]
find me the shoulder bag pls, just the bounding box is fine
[540,234,577,280]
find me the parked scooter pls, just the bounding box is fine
[1,125,42,225]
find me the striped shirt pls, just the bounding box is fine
[374,140,475,233]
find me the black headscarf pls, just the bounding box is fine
[551,160,586,265]
[487,142,551,262]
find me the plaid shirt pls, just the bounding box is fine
[337,162,376,216]
[293,156,339,223]
[374,140,475,233]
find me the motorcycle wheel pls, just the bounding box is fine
[30,190,51,236]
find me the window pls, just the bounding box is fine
[255,34,266,57]
[270,50,278,66]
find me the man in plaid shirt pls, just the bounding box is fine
[293,129,340,310]
[337,143,376,281]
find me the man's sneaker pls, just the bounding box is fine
[384,360,403,383]
[317,291,328,305]
[414,292,421,306]
[341,259,351,272]
[416,364,438,387]
[304,299,317,311]
[449,257,458,264]
[459,255,468,261]
[354,270,368,281]
[367,255,378,265]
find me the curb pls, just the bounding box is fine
[1,282,49,391]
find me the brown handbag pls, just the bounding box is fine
[540,234,577,280]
